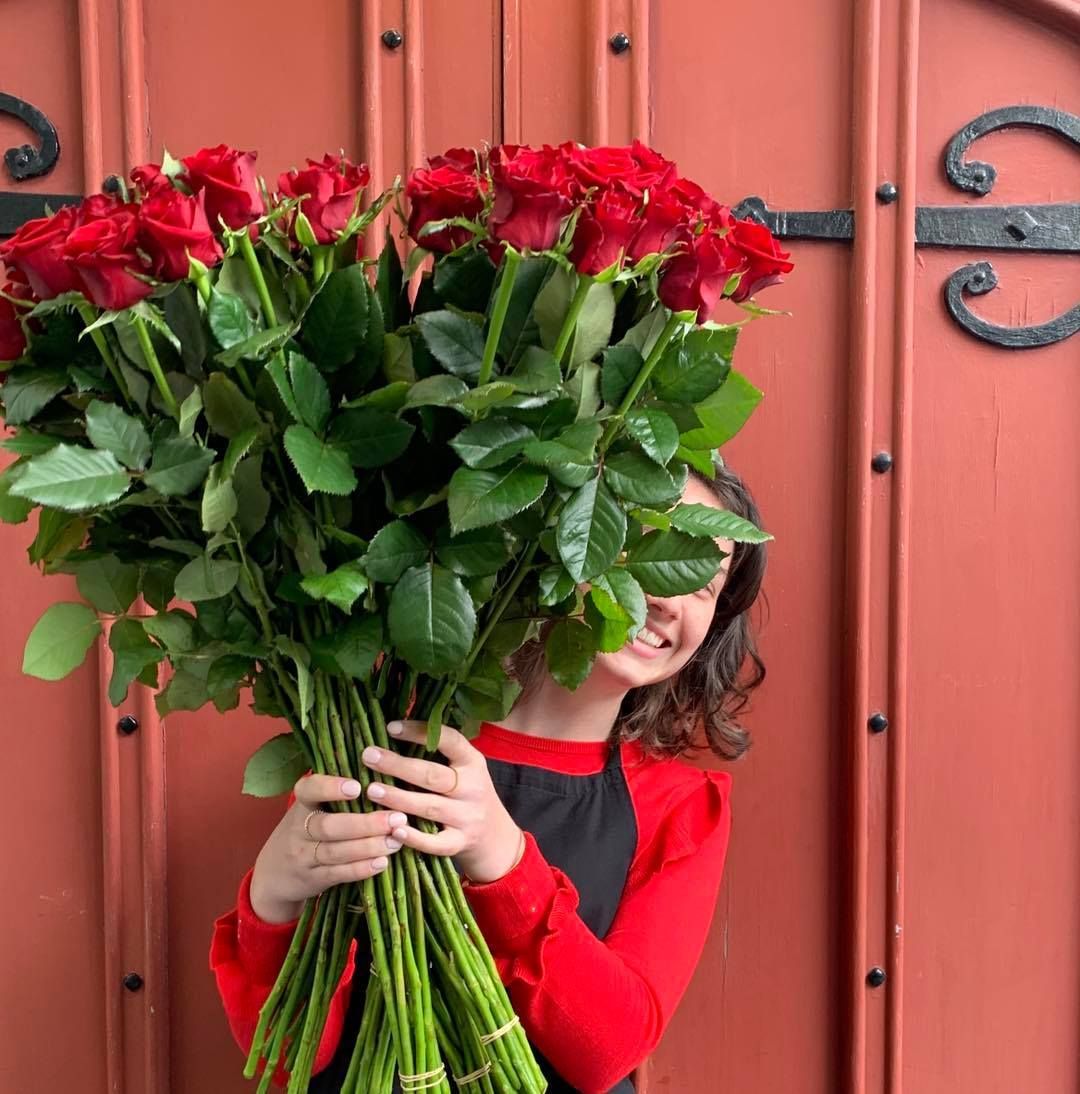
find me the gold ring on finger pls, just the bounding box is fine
[304,808,322,840]
[313,840,324,866]
[446,766,459,796]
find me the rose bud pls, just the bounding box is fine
[138,188,223,281]
[726,218,795,302]
[406,160,486,253]
[278,153,371,245]
[657,229,745,324]
[180,144,265,231]
[64,205,155,310]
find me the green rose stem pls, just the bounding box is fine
[551,272,593,367]
[478,247,522,386]
[238,230,278,326]
[75,303,134,409]
[600,309,685,451]
[129,313,179,416]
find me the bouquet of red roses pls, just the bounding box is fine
[0,139,789,1092]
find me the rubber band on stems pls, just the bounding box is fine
[453,1060,493,1085]
[398,1063,446,1090]
[478,1014,521,1044]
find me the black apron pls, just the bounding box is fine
[310,736,639,1093]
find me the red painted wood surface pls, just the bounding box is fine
[0,2,1077,1091]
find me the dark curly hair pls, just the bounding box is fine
[507,460,768,763]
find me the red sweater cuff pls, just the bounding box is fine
[235,866,302,984]
[462,830,560,950]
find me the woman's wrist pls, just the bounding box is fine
[249,868,303,925]
[461,826,527,886]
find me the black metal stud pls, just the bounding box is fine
[868,712,889,734]
[609,32,631,54]
[381,29,403,49]
[122,972,144,992]
[866,966,886,988]
[876,182,898,204]
[117,714,139,735]
[871,451,893,473]
[102,174,122,194]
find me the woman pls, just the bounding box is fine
[210,463,767,1093]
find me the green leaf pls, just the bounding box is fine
[448,464,548,534]
[669,503,773,542]
[28,507,88,563]
[215,323,293,368]
[434,526,512,577]
[178,388,203,438]
[404,375,469,409]
[415,310,486,381]
[376,235,404,330]
[310,614,383,677]
[155,668,210,716]
[364,521,429,584]
[163,282,207,371]
[388,563,476,675]
[449,419,535,470]
[628,506,673,531]
[536,267,615,366]
[174,554,242,601]
[497,256,552,363]
[233,454,271,537]
[276,636,313,728]
[201,463,238,533]
[0,468,33,525]
[2,430,61,456]
[676,445,715,476]
[23,602,101,681]
[625,408,679,466]
[327,407,414,468]
[538,564,575,606]
[600,344,643,408]
[203,373,263,438]
[599,567,648,633]
[264,356,302,422]
[432,248,496,312]
[208,288,255,349]
[302,264,371,370]
[283,425,357,495]
[288,351,331,433]
[75,556,139,614]
[584,587,632,652]
[544,618,596,691]
[142,609,197,653]
[222,426,259,479]
[243,733,309,797]
[0,367,68,425]
[508,345,561,394]
[145,436,215,496]
[300,561,369,613]
[603,450,680,507]
[458,381,516,415]
[679,370,764,449]
[10,444,130,511]
[522,420,602,488]
[83,401,151,470]
[625,529,724,595]
[653,328,736,403]
[557,477,627,583]
[108,617,164,705]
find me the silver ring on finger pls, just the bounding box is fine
[312,839,324,866]
[304,808,323,840]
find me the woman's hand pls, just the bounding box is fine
[361,720,526,885]
[249,773,409,924]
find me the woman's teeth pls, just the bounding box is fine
[637,628,667,649]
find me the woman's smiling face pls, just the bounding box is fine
[592,474,735,692]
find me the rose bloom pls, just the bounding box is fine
[138,188,223,281]
[64,204,154,310]
[0,293,27,362]
[487,143,575,252]
[406,160,486,253]
[0,203,85,299]
[180,144,265,231]
[625,187,693,263]
[726,218,794,302]
[130,163,174,199]
[278,153,371,245]
[657,229,745,323]
[569,186,642,276]
[560,139,676,198]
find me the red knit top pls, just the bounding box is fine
[209,721,734,1093]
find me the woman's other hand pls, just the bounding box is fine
[249,773,408,924]
[361,720,526,885]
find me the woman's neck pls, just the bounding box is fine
[498,670,628,743]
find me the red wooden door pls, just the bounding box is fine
[1,2,1077,1092]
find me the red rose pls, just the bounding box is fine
[428,147,479,172]
[0,204,84,299]
[666,176,729,228]
[130,163,174,199]
[278,153,371,245]
[64,205,154,310]
[0,293,27,362]
[488,144,575,252]
[626,187,692,263]
[560,140,676,197]
[569,186,642,276]
[657,229,744,323]
[406,161,486,253]
[727,218,794,302]
[138,188,223,281]
[180,144,264,231]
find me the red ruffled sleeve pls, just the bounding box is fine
[208,789,357,1087]
[463,767,733,1094]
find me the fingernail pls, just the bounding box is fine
[388,812,407,828]
[385,837,402,851]
[362,747,381,764]
[368,784,386,800]
[387,721,403,736]
[392,827,408,841]
[342,779,362,797]
[372,857,389,870]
